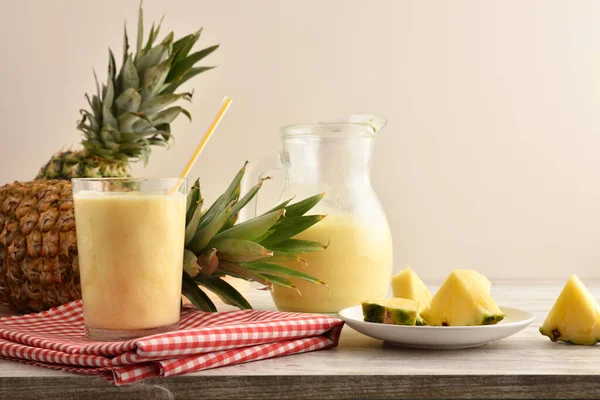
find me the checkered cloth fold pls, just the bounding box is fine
[0,300,344,385]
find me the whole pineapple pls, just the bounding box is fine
[0,181,79,311]
[36,5,218,180]
[0,165,327,313]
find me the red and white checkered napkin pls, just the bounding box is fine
[0,300,344,385]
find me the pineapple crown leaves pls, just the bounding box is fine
[78,4,218,165]
[182,163,329,312]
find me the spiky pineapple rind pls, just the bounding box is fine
[36,150,129,180]
[0,180,80,312]
[482,314,505,326]
[361,299,420,326]
[539,326,600,346]
[384,308,417,326]
[362,301,386,323]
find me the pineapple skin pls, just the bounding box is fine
[384,307,417,326]
[362,301,386,323]
[36,150,129,180]
[0,181,81,312]
[362,298,420,326]
[539,275,600,345]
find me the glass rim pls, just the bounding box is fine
[71,177,185,183]
[280,123,375,138]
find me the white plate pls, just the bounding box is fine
[338,305,535,349]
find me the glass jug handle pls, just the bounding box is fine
[240,154,284,222]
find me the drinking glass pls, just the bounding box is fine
[72,177,186,341]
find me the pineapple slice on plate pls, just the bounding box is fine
[539,275,600,345]
[421,270,504,326]
[391,268,432,324]
[362,298,420,326]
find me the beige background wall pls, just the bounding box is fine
[2,0,600,279]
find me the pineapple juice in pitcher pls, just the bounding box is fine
[244,116,393,313]
[274,213,392,312]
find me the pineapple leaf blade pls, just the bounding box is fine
[260,274,298,292]
[183,249,200,277]
[141,58,171,101]
[221,177,269,231]
[135,41,170,73]
[195,275,252,310]
[114,88,142,115]
[197,248,219,276]
[257,252,306,265]
[244,262,327,287]
[185,198,204,245]
[172,29,201,66]
[120,55,140,92]
[284,193,325,218]
[209,238,272,262]
[268,239,328,254]
[182,273,216,312]
[218,262,270,287]
[188,202,234,253]
[214,209,284,242]
[139,93,192,115]
[261,215,326,247]
[144,15,164,51]
[186,179,201,224]
[163,66,215,94]
[265,198,295,214]
[197,163,246,231]
[136,3,144,56]
[167,45,219,83]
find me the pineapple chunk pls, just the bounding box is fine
[362,300,386,323]
[362,298,420,326]
[391,268,432,324]
[539,275,600,345]
[421,270,504,326]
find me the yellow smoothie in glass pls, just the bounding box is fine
[271,213,393,313]
[74,191,186,331]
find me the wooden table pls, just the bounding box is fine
[1,280,600,399]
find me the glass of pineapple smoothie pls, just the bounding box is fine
[72,177,186,341]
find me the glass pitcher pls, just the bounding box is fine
[243,115,393,313]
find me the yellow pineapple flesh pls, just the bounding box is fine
[421,270,504,326]
[391,268,432,324]
[539,275,600,345]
